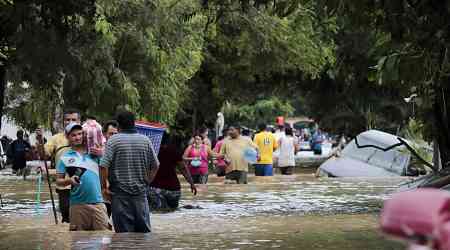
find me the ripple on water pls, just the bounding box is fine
[0,168,406,249]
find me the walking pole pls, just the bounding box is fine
[35,170,42,215]
[43,157,58,224]
[38,139,58,225]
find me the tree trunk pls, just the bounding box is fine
[433,139,442,171]
[192,107,197,134]
[434,86,450,170]
[51,69,65,134]
[0,65,7,132]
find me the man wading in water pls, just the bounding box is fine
[56,123,108,231]
[100,111,159,233]
[37,109,81,223]
[220,125,258,184]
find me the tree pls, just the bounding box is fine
[223,97,294,128]
[1,0,97,132]
[184,0,336,129]
[3,0,207,131]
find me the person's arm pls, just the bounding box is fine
[56,173,79,187]
[99,140,113,196]
[207,147,219,159]
[146,141,160,183]
[178,161,197,195]
[250,137,258,149]
[218,141,227,160]
[249,139,260,160]
[148,164,159,183]
[273,135,279,151]
[36,129,53,160]
[204,138,212,149]
[90,143,104,157]
[294,139,300,153]
[182,145,195,161]
[56,157,79,187]
[99,164,111,201]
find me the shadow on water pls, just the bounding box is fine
[0,168,406,249]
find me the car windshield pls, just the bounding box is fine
[342,139,410,175]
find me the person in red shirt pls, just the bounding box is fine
[148,132,197,211]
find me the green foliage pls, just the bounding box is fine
[400,118,432,167]
[3,0,207,130]
[223,97,294,128]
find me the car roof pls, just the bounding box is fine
[357,130,406,148]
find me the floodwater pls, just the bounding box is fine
[0,168,406,250]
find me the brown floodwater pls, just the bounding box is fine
[0,168,407,250]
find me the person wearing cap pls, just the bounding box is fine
[55,123,108,231]
[36,108,81,223]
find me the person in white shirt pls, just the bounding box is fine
[277,127,300,175]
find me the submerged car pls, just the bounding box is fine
[317,130,430,177]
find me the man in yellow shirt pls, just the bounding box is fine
[37,108,80,223]
[220,125,258,184]
[253,123,278,176]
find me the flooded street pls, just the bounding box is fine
[0,168,406,249]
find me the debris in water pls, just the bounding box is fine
[182,204,203,209]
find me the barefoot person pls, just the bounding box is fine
[56,123,108,231]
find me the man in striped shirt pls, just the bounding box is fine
[100,111,160,233]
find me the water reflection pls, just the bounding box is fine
[0,168,406,249]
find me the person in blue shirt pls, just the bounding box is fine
[311,129,324,155]
[56,123,108,231]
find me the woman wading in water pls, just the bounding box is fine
[183,134,217,184]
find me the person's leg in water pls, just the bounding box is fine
[198,174,208,184]
[11,162,18,175]
[280,166,293,175]
[148,187,164,210]
[105,202,112,217]
[133,195,151,233]
[226,171,247,184]
[254,164,264,176]
[112,192,151,233]
[165,190,181,209]
[111,194,135,233]
[254,164,273,176]
[263,164,273,176]
[236,171,248,184]
[56,189,71,223]
[225,171,237,184]
[148,188,181,211]
[192,174,202,184]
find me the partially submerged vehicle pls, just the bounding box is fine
[317,130,432,177]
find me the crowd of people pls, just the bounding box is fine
[1,108,333,233]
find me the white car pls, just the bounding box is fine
[317,130,430,177]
